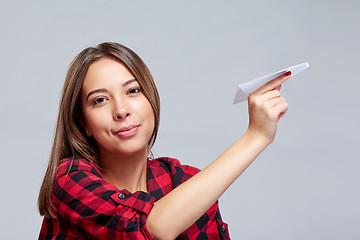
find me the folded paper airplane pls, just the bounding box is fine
[233,62,309,104]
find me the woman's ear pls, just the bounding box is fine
[83,126,91,137]
[77,112,92,137]
[82,121,92,137]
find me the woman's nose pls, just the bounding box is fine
[113,102,131,120]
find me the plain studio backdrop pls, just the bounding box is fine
[0,0,359,239]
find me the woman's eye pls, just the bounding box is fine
[128,87,142,94]
[92,97,107,105]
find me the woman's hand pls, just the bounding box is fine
[246,72,291,145]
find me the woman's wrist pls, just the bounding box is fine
[243,128,272,150]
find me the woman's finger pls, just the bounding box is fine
[268,96,286,107]
[274,84,282,92]
[253,71,291,95]
[273,101,288,120]
[259,89,281,102]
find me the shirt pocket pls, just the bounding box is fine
[216,219,230,239]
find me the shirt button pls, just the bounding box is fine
[220,224,226,233]
[118,193,126,199]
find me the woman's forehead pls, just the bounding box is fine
[83,58,136,89]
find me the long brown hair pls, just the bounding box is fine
[38,42,160,218]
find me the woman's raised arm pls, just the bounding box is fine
[146,72,291,240]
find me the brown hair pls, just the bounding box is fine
[38,42,160,218]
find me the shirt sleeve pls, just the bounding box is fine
[182,201,230,239]
[162,157,231,239]
[50,158,156,239]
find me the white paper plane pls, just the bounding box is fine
[233,62,309,104]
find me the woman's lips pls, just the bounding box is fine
[114,125,140,138]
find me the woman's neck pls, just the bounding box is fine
[99,148,148,193]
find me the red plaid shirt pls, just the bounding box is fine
[39,157,230,239]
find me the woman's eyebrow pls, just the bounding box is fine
[86,88,109,101]
[122,78,137,87]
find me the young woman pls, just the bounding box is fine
[38,42,290,239]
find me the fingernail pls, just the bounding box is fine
[284,71,291,76]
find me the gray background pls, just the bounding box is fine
[0,0,359,239]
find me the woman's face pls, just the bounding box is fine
[80,58,155,158]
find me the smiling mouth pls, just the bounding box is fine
[114,125,140,138]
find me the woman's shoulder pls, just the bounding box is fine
[149,156,198,170]
[56,158,102,178]
[149,157,200,182]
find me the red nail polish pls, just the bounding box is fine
[284,71,291,76]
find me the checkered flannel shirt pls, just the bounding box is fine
[39,157,230,239]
